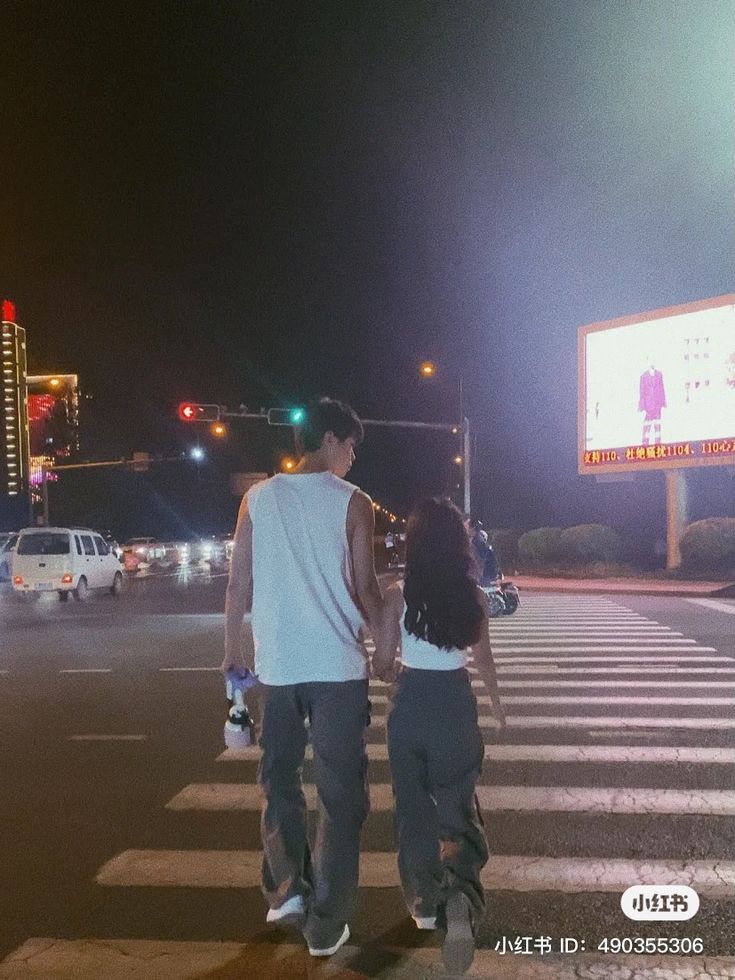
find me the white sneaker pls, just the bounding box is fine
[413,915,437,930]
[307,923,350,957]
[266,895,306,926]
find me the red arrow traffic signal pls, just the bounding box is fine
[178,402,220,422]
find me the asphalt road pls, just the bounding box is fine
[0,573,734,978]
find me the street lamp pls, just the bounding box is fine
[418,361,471,515]
[190,446,205,462]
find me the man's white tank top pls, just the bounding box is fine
[247,472,367,685]
[399,599,468,670]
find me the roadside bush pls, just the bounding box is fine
[518,527,563,563]
[558,524,622,563]
[486,528,522,571]
[680,518,735,571]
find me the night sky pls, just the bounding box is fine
[2,1,733,544]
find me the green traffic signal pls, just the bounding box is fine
[267,407,306,426]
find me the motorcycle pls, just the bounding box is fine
[482,578,520,618]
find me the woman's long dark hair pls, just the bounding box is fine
[403,497,484,651]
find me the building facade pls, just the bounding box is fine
[1,301,30,502]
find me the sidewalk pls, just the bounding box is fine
[512,574,735,599]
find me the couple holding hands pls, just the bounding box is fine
[223,398,505,974]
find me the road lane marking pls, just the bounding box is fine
[159,667,221,672]
[68,735,147,741]
[59,668,112,674]
[216,744,735,764]
[95,849,735,896]
[686,597,735,614]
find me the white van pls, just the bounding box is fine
[12,527,124,601]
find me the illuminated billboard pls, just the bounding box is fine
[578,294,735,474]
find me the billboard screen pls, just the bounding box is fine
[578,294,735,474]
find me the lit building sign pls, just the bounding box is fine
[26,374,79,500]
[579,294,735,474]
[2,307,30,497]
[27,374,79,460]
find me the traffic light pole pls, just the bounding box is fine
[185,406,472,516]
[359,417,471,517]
[40,456,187,527]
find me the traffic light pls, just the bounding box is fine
[267,407,305,426]
[210,422,227,438]
[178,402,220,422]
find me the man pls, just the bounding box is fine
[468,520,500,586]
[223,397,392,957]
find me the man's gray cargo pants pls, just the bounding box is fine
[258,679,370,946]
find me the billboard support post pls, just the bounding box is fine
[665,469,688,570]
[463,416,471,517]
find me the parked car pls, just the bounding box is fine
[0,532,18,582]
[12,527,124,601]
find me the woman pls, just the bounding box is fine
[380,497,506,974]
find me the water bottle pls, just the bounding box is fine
[224,667,258,749]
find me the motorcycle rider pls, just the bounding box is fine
[468,520,500,587]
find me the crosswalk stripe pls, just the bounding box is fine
[4,938,730,979]
[494,666,735,674]
[487,647,712,653]
[373,666,735,679]
[497,680,735,689]
[0,938,245,979]
[60,593,734,973]
[165,783,735,815]
[369,694,735,706]
[489,654,723,662]
[95,849,735,896]
[490,640,698,646]
[216,744,735,764]
[489,618,667,623]
[686,597,735,614]
[490,627,691,643]
[6,938,729,980]
[373,714,735,729]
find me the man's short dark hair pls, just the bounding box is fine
[296,397,364,453]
